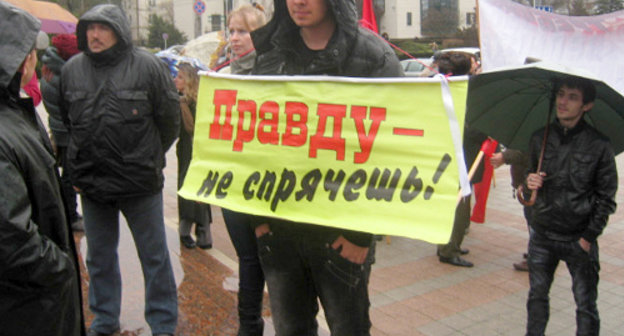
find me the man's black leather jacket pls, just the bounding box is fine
[529,119,617,242]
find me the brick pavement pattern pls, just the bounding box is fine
[73,147,624,336]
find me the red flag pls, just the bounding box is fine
[359,0,378,33]
[471,139,498,223]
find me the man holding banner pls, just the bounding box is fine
[249,0,402,334]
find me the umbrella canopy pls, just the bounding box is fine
[5,0,77,34]
[181,31,227,70]
[466,62,624,155]
[156,46,207,78]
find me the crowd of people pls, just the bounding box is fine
[0,1,617,336]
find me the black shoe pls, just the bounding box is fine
[197,242,212,250]
[439,256,474,267]
[153,334,173,336]
[437,249,469,256]
[87,329,116,336]
[195,224,212,250]
[180,235,196,249]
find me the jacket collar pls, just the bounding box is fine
[553,118,586,138]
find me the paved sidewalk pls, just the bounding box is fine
[35,87,624,335]
[74,144,624,335]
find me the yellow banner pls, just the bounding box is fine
[179,74,468,243]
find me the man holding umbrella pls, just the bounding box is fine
[525,76,617,336]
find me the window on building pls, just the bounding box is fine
[407,12,412,26]
[148,0,156,6]
[210,14,221,32]
[421,0,460,36]
[466,12,476,26]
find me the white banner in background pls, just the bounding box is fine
[478,0,624,94]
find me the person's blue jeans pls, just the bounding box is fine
[81,192,178,335]
[223,208,265,336]
[257,220,372,336]
[526,232,600,336]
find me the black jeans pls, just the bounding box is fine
[223,209,265,336]
[257,221,372,336]
[526,232,600,336]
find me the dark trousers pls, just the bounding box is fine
[223,209,265,336]
[526,232,600,336]
[257,221,372,336]
[81,193,178,334]
[438,195,471,258]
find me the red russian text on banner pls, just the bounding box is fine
[179,73,469,244]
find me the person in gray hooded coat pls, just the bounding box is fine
[59,4,179,336]
[0,2,85,336]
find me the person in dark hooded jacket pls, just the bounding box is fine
[250,1,402,335]
[0,2,85,336]
[59,4,180,336]
[41,33,83,232]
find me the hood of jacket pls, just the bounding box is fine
[252,0,359,54]
[0,2,40,89]
[41,47,66,75]
[76,4,132,53]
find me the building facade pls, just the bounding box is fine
[172,0,273,40]
[377,0,476,39]
[121,0,476,45]
[122,0,173,44]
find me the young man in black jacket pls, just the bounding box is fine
[525,76,617,336]
[250,0,402,335]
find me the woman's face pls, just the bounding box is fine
[228,14,254,56]
[174,70,187,93]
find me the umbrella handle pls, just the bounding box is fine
[516,185,537,206]
[518,100,552,208]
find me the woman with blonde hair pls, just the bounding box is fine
[220,3,266,75]
[175,63,213,249]
[220,3,267,335]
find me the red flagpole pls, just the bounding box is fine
[470,139,498,223]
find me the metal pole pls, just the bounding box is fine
[194,13,201,38]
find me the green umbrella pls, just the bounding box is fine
[466,61,624,155]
